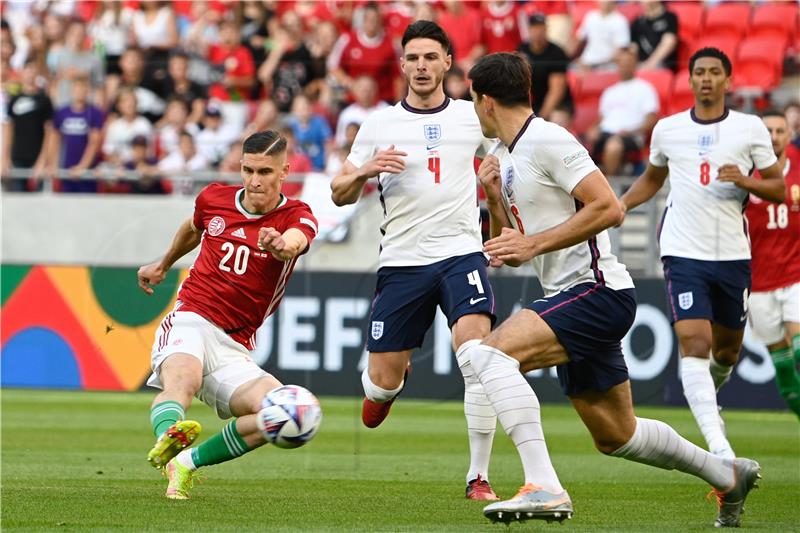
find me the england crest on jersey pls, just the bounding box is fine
[371,321,384,340]
[678,291,694,310]
[423,124,441,142]
[697,132,714,156]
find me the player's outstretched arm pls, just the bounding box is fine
[330,145,407,206]
[258,227,308,262]
[137,218,202,295]
[717,162,786,203]
[619,163,669,217]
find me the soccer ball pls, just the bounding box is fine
[257,385,322,449]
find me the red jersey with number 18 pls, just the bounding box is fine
[176,184,318,349]
[746,144,800,292]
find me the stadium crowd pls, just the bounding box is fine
[1,0,798,194]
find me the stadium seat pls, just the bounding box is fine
[733,37,786,91]
[692,36,739,64]
[567,70,582,101]
[667,1,704,43]
[667,69,694,115]
[636,69,673,116]
[575,70,620,108]
[572,101,599,138]
[617,2,643,23]
[749,2,799,44]
[703,3,752,42]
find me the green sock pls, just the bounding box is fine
[150,401,185,438]
[769,346,800,418]
[190,420,250,468]
[792,334,800,365]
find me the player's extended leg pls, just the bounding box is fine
[165,375,281,499]
[452,314,498,500]
[361,350,412,428]
[148,354,204,469]
[570,381,761,528]
[767,338,800,418]
[786,321,800,417]
[709,322,745,390]
[466,310,572,522]
[675,319,734,458]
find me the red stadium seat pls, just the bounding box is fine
[733,37,786,91]
[667,1,704,42]
[667,69,694,115]
[567,70,582,101]
[618,2,643,23]
[636,69,674,116]
[572,101,599,138]
[576,70,621,107]
[693,36,739,64]
[703,3,752,41]
[749,2,799,44]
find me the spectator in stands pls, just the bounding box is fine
[51,76,105,193]
[102,87,154,167]
[43,13,67,74]
[2,59,54,191]
[549,104,575,134]
[630,0,678,71]
[194,104,238,167]
[158,129,208,175]
[587,48,659,176]
[130,1,178,82]
[121,135,168,194]
[240,0,272,66]
[328,2,398,103]
[326,122,360,177]
[89,0,132,78]
[277,125,313,197]
[257,11,313,112]
[155,98,199,157]
[785,102,800,150]
[240,99,280,143]
[287,93,332,172]
[444,66,471,100]
[334,76,387,147]
[571,0,630,71]
[518,12,573,120]
[1,21,20,96]
[523,1,571,50]
[207,20,256,103]
[308,20,339,83]
[479,1,526,55]
[107,47,165,123]
[49,20,104,108]
[22,23,48,74]
[162,51,207,126]
[438,1,482,71]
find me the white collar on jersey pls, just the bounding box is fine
[235,188,287,219]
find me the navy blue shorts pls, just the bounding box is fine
[366,252,496,352]
[662,256,751,330]
[528,283,637,397]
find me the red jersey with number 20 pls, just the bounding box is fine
[746,144,800,292]
[176,184,318,349]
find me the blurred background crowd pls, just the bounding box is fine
[1,0,798,195]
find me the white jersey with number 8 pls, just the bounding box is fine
[347,98,493,267]
[648,109,777,261]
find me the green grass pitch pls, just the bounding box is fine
[2,389,798,532]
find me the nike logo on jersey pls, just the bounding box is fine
[469,297,487,305]
[232,228,246,239]
[426,144,441,151]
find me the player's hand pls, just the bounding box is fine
[477,155,502,203]
[137,262,167,295]
[258,227,286,256]
[483,227,536,267]
[716,164,749,188]
[361,145,407,179]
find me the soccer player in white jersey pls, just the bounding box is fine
[464,52,761,528]
[330,21,500,500]
[620,48,785,458]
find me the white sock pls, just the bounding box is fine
[456,339,496,484]
[611,417,735,490]
[176,448,197,471]
[468,343,564,493]
[680,356,734,458]
[709,355,734,392]
[361,367,403,403]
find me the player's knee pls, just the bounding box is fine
[593,434,628,455]
[680,337,712,358]
[712,347,740,366]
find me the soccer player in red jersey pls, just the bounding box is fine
[137,130,319,498]
[745,111,800,418]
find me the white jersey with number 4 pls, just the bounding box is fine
[649,109,777,261]
[493,115,634,296]
[347,98,492,267]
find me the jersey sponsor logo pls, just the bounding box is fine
[371,321,384,340]
[423,124,441,143]
[469,297,487,305]
[562,149,588,167]
[232,227,246,239]
[678,291,693,310]
[208,216,226,236]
